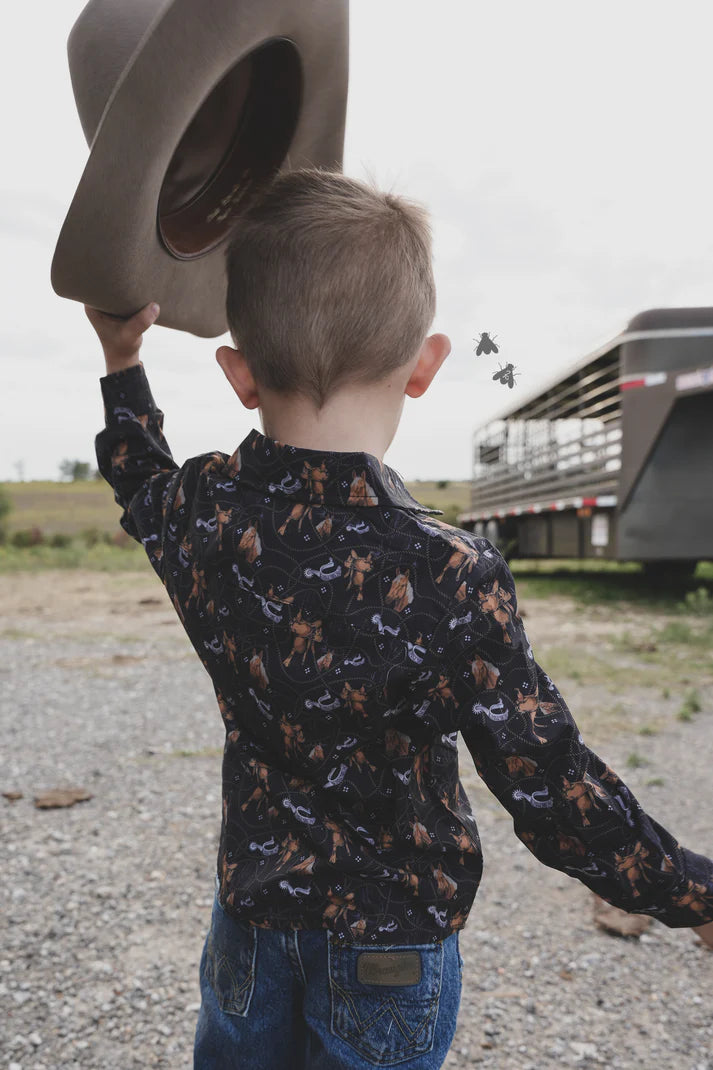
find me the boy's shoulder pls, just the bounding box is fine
[170,447,507,602]
[402,512,502,568]
[390,512,510,615]
[168,448,241,492]
[173,454,503,575]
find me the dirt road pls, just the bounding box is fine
[1,570,712,1068]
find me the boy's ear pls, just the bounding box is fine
[404,333,451,399]
[216,343,260,410]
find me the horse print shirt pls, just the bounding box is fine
[95,362,713,945]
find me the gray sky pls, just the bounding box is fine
[3,1,713,482]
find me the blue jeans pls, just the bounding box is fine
[194,890,464,1068]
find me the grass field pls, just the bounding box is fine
[0,479,122,536]
[403,479,471,516]
[2,480,712,613]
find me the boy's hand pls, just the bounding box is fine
[693,920,713,950]
[85,301,160,375]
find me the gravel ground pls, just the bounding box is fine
[1,570,712,1069]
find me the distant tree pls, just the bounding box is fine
[59,459,93,482]
[436,479,450,490]
[0,485,11,538]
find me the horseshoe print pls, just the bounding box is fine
[94,380,713,946]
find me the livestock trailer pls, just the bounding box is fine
[458,307,713,577]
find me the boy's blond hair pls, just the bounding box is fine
[225,167,436,410]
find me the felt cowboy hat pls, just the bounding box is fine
[51,0,349,337]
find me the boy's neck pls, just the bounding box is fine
[257,387,405,462]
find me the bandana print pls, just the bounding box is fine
[95,363,713,945]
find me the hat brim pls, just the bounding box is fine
[51,0,349,338]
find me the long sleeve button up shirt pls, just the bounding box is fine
[95,362,713,945]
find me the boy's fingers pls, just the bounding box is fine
[128,302,161,335]
[84,301,160,362]
[84,302,159,335]
[84,304,111,329]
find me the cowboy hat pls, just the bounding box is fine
[51,0,349,337]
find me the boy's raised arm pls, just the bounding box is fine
[88,302,184,580]
[438,540,713,934]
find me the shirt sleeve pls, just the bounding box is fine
[94,362,186,581]
[437,538,713,928]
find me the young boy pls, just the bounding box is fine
[88,167,713,1070]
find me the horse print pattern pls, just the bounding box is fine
[95,363,713,945]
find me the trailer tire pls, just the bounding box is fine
[640,560,698,586]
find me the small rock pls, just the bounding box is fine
[91,960,113,974]
[592,894,651,937]
[33,788,92,810]
[571,1041,600,1062]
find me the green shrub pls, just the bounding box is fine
[11,526,44,548]
[49,533,73,548]
[657,620,696,645]
[677,689,702,722]
[680,587,713,616]
[80,526,104,547]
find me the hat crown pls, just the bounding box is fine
[68,0,170,145]
[53,0,350,336]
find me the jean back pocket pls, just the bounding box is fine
[328,939,443,1065]
[203,896,258,1018]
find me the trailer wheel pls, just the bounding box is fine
[640,560,698,586]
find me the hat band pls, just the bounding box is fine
[157,37,302,260]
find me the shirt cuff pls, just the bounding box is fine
[99,361,159,419]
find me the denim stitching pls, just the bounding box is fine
[331,984,438,1061]
[328,940,441,1063]
[293,932,308,987]
[332,978,433,1048]
[207,907,258,1017]
[243,925,258,1016]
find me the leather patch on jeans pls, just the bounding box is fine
[356,950,422,986]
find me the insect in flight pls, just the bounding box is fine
[474,332,499,356]
[492,362,520,389]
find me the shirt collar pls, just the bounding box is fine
[229,428,443,515]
